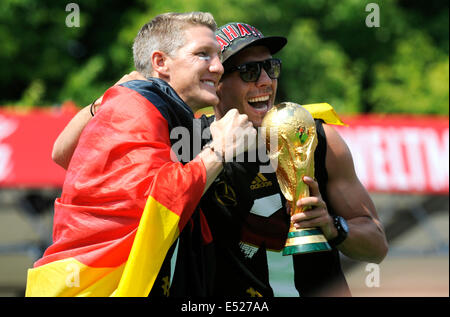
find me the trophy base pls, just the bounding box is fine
[282,228,332,256]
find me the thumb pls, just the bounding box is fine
[302,176,322,199]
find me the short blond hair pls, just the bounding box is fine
[133,12,217,77]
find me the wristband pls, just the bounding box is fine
[203,141,225,163]
[89,98,100,116]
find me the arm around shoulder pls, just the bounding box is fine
[52,72,147,170]
[52,105,93,169]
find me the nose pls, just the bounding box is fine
[256,68,272,87]
[210,54,224,76]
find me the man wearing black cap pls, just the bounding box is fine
[198,22,291,297]
[52,20,388,297]
[199,22,387,297]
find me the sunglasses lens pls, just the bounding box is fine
[240,62,261,82]
[264,59,281,79]
[229,59,281,82]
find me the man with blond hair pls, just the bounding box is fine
[26,12,256,297]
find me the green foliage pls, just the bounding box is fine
[369,32,449,114]
[0,0,448,115]
[278,19,362,114]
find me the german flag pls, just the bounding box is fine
[25,79,209,297]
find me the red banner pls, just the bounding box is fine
[0,108,448,194]
[0,106,77,188]
[336,114,449,194]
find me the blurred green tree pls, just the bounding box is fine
[0,0,447,115]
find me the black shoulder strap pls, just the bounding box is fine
[314,119,331,211]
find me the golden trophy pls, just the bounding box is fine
[262,102,331,255]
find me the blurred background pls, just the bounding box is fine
[0,0,448,297]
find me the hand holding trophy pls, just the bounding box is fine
[262,102,331,255]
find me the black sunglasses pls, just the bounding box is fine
[224,58,282,82]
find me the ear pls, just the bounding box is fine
[216,81,224,99]
[151,50,170,78]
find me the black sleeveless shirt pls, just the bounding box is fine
[199,116,351,297]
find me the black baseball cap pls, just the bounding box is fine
[215,22,287,65]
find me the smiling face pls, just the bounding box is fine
[216,46,278,127]
[166,25,224,111]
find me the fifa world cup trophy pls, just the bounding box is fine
[262,102,331,255]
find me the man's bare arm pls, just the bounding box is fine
[322,124,388,263]
[52,104,95,169]
[292,125,388,263]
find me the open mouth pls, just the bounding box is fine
[248,95,270,112]
[201,80,216,88]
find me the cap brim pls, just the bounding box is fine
[222,36,287,64]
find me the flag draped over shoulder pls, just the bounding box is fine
[25,79,207,297]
